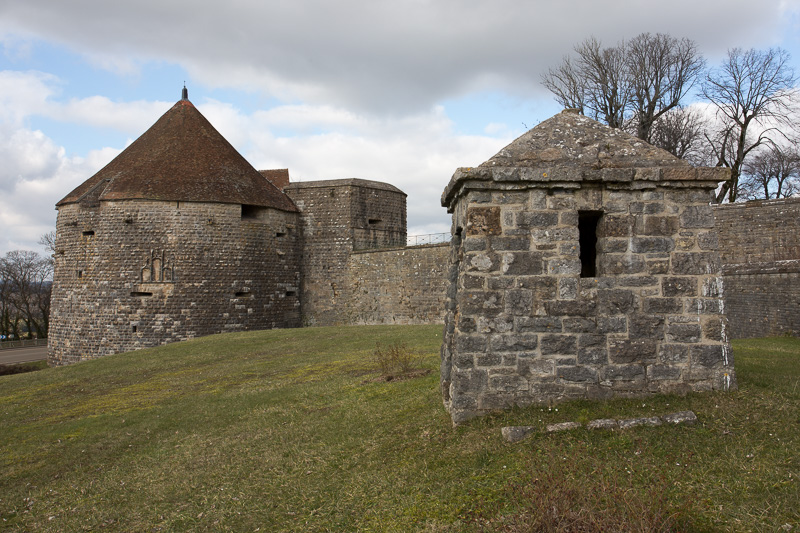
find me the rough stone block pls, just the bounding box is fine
[540,334,578,355]
[602,215,633,237]
[628,314,664,339]
[667,323,702,343]
[661,411,698,425]
[501,426,537,443]
[662,277,697,297]
[659,344,689,363]
[600,254,647,275]
[643,298,683,314]
[546,300,597,317]
[504,289,533,315]
[466,207,502,236]
[559,278,578,300]
[587,418,618,430]
[643,216,679,235]
[578,347,608,365]
[547,258,582,275]
[597,289,636,315]
[563,318,598,333]
[680,205,715,228]
[618,417,662,429]
[691,344,726,367]
[492,236,530,251]
[602,364,646,381]
[631,237,675,254]
[557,365,598,382]
[489,333,539,352]
[546,421,582,432]
[456,334,488,353]
[516,316,562,333]
[599,238,629,253]
[609,339,657,363]
[647,364,682,380]
[489,373,529,392]
[502,252,544,275]
[518,211,559,228]
[596,316,627,333]
[518,357,555,377]
[672,252,721,275]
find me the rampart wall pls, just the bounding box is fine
[346,244,449,325]
[713,197,800,338]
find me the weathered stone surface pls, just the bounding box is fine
[439,109,735,424]
[618,417,662,429]
[587,418,619,430]
[547,421,582,433]
[661,411,697,425]
[501,426,537,443]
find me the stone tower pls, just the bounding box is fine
[49,91,301,365]
[284,179,406,326]
[440,109,736,424]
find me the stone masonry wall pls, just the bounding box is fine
[441,184,735,424]
[284,179,406,326]
[346,244,449,324]
[713,198,800,338]
[49,200,301,364]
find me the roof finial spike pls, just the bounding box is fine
[181,83,188,101]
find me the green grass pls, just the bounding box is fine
[0,326,798,532]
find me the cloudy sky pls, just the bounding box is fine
[1,0,800,256]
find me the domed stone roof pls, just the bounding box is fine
[441,109,728,210]
[57,94,297,212]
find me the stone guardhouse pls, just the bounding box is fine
[439,109,737,424]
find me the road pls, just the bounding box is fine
[0,345,48,365]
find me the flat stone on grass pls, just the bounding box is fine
[587,418,618,430]
[546,421,582,433]
[501,426,537,443]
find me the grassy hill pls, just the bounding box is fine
[0,325,798,531]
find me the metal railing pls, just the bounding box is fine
[0,338,48,350]
[406,233,451,247]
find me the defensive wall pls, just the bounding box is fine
[346,243,449,325]
[329,196,800,340]
[713,197,800,338]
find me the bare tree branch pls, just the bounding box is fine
[702,47,799,202]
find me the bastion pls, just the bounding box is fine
[439,109,737,424]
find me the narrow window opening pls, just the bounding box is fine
[276,231,286,237]
[130,291,152,297]
[578,211,603,278]
[76,270,83,278]
[132,325,138,333]
[234,291,249,297]
[82,230,95,236]
[368,218,382,225]
[285,290,296,297]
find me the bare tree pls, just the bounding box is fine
[647,106,708,164]
[541,56,586,114]
[542,33,704,145]
[739,144,800,200]
[627,33,705,143]
[701,47,798,202]
[0,250,52,339]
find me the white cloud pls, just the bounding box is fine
[2,0,798,114]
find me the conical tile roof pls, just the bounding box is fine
[58,96,297,212]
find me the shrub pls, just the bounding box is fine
[371,341,421,379]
